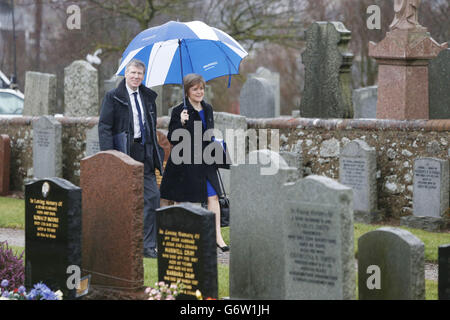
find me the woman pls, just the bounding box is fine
[160,73,229,252]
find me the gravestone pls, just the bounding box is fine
[353,86,377,118]
[339,139,381,223]
[280,151,303,179]
[80,150,146,300]
[400,158,449,231]
[156,204,217,299]
[239,77,276,118]
[230,150,297,299]
[25,178,81,299]
[23,71,58,116]
[248,67,280,117]
[64,60,99,117]
[438,244,450,300]
[429,48,450,119]
[358,227,425,300]
[85,125,100,157]
[214,111,248,194]
[413,158,449,218]
[0,134,10,195]
[283,175,355,300]
[32,116,62,179]
[300,21,354,119]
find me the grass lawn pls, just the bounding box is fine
[0,197,25,229]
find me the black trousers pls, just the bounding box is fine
[132,140,159,250]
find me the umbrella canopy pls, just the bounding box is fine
[116,20,248,88]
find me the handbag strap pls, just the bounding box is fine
[216,169,227,198]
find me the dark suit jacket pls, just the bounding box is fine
[98,79,164,174]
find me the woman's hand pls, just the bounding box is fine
[181,109,189,125]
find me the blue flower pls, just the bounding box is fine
[18,286,26,294]
[0,279,8,288]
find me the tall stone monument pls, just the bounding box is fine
[64,60,99,117]
[300,21,354,119]
[369,0,448,120]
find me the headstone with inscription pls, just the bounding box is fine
[339,139,381,223]
[25,178,81,299]
[413,158,449,218]
[85,124,100,157]
[32,116,62,179]
[358,227,425,300]
[230,150,297,299]
[283,175,355,300]
[156,203,218,300]
[0,134,11,196]
[438,244,450,300]
[80,150,146,300]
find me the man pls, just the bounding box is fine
[98,59,164,258]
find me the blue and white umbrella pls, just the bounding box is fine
[116,20,248,88]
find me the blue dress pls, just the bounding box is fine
[199,109,217,197]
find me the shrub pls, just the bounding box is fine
[0,241,24,291]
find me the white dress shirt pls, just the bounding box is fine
[126,83,146,139]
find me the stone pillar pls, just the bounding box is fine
[369,0,447,120]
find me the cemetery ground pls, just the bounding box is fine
[1,195,448,300]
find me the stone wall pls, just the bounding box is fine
[247,118,450,219]
[1,116,449,220]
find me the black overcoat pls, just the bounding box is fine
[98,79,164,174]
[159,100,221,203]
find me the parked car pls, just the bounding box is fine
[0,88,24,115]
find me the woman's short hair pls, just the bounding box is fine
[125,59,146,73]
[183,74,205,96]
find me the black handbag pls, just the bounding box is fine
[216,169,230,227]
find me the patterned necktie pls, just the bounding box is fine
[133,92,146,145]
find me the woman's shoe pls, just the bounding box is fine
[217,244,230,252]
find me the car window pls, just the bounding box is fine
[0,92,24,114]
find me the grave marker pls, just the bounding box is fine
[64,60,99,117]
[32,116,62,179]
[413,158,449,218]
[339,139,381,223]
[25,178,81,299]
[80,150,145,299]
[300,21,354,118]
[438,244,450,300]
[283,175,355,300]
[156,204,218,299]
[358,227,425,300]
[85,124,100,157]
[0,134,11,195]
[23,71,58,116]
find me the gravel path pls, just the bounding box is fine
[0,228,438,282]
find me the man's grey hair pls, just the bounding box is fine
[125,59,146,73]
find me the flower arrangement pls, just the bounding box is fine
[0,241,24,292]
[0,280,63,300]
[145,281,184,300]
